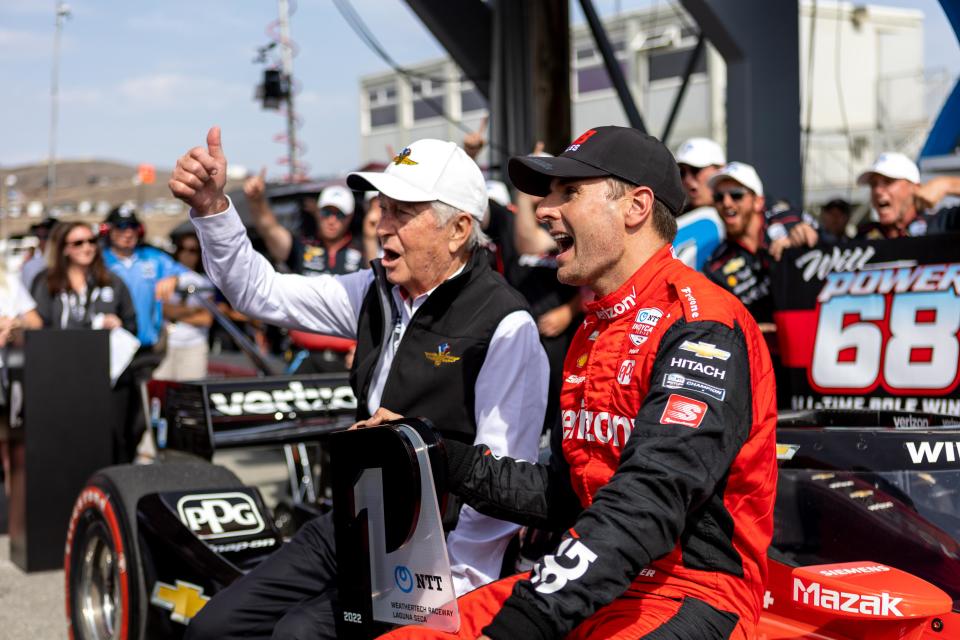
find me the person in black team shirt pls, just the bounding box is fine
[855,152,960,239]
[243,172,364,276]
[704,162,817,327]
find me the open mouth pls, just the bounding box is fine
[551,232,574,256]
[382,248,401,264]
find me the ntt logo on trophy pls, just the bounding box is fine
[395,566,414,593]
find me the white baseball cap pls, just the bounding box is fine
[317,185,355,216]
[708,161,764,197]
[675,137,726,169]
[485,180,511,207]
[856,152,920,185]
[347,139,487,221]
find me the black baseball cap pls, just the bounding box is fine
[508,126,686,215]
[105,203,141,227]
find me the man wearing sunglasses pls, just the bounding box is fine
[245,176,364,277]
[703,162,816,326]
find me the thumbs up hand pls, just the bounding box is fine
[169,126,230,216]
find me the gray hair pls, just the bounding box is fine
[431,201,490,250]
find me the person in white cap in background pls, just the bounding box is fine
[169,127,548,640]
[243,171,364,276]
[856,151,960,239]
[672,137,727,270]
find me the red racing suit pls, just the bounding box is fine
[387,245,778,639]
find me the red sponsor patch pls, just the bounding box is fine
[660,394,708,428]
[570,129,597,146]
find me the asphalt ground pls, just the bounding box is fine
[0,447,290,639]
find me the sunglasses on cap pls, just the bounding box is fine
[713,188,749,204]
[66,237,98,248]
[112,221,140,231]
[319,207,349,220]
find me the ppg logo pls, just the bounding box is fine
[176,492,265,540]
[395,566,414,593]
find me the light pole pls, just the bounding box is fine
[277,0,298,181]
[47,2,71,212]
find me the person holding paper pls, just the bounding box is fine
[30,221,136,335]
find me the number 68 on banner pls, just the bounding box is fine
[811,291,960,393]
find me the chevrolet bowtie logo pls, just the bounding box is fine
[776,444,800,461]
[679,341,731,360]
[424,343,460,367]
[151,580,210,624]
[392,147,418,166]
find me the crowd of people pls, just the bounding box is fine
[0,116,958,638]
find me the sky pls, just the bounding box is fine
[1,0,957,181]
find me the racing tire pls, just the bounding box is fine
[65,462,242,640]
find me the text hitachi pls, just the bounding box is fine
[793,578,903,617]
[670,358,726,380]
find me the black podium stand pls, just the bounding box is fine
[8,329,112,572]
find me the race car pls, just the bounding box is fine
[64,382,960,639]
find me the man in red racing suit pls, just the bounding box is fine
[379,126,777,640]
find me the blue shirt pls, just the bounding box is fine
[103,245,187,347]
[673,206,726,272]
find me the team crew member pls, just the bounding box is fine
[672,137,726,270]
[855,152,960,239]
[818,198,852,244]
[379,126,778,640]
[169,128,549,640]
[703,163,816,325]
[244,173,364,276]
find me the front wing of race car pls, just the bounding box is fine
[758,558,956,639]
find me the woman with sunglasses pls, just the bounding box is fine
[30,222,136,334]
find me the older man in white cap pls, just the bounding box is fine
[672,137,727,270]
[856,151,960,239]
[169,127,549,640]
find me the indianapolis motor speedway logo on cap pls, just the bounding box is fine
[392,147,418,165]
[177,492,265,540]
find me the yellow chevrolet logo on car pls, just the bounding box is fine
[679,341,731,360]
[776,444,800,461]
[151,580,210,624]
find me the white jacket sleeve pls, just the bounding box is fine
[190,199,372,338]
[446,309,549,595]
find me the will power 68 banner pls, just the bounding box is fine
[772,235,960,417]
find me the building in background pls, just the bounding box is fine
[358,1,951,208]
